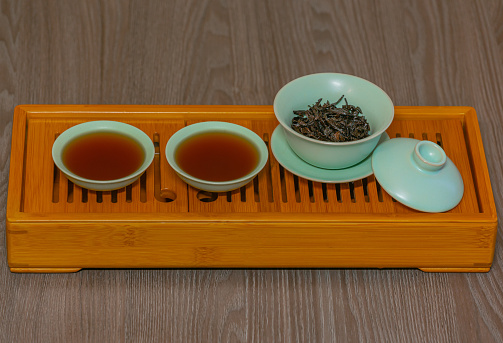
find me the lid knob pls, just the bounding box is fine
[412,141,446,172]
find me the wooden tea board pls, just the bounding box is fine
[6,105,498,273]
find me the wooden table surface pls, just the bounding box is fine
[1,0,502,342]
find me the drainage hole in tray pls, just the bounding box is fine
[197,191,218,202]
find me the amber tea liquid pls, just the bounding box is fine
[63,132,145,181]
[175,132,259,182]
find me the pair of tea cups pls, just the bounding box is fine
[52,120,269,192]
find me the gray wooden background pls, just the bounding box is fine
[0,1,502,342]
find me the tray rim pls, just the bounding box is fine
[7,105,498,225]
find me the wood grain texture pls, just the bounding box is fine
[1,0,502,342]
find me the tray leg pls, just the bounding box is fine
[10,267,82,273]
[419,267,490,273]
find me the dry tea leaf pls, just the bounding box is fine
[291,96,370,142]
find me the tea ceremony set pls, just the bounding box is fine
[6,73,497,273]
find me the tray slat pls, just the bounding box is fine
[6,105,497,273]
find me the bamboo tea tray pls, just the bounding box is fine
[6,105,497,273]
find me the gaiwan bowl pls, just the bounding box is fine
[274,73,394,169]
[52,121,155,191]
[165,121,269,192]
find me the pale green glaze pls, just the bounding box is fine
[272,126,389,183]
[273,73,394,169]
[165,121,269,192]
[52,121,155,191]
[371,138,464,213]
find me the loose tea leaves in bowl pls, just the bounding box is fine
[291,95,371,142]
[275,73,394,168]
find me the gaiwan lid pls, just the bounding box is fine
[371,138,464,213]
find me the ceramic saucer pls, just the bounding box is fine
[271,126,389,183]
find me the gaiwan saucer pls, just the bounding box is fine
[271,126,389,183]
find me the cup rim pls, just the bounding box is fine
[273,72,394,146]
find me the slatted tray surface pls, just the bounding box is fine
[6,105,497,273]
